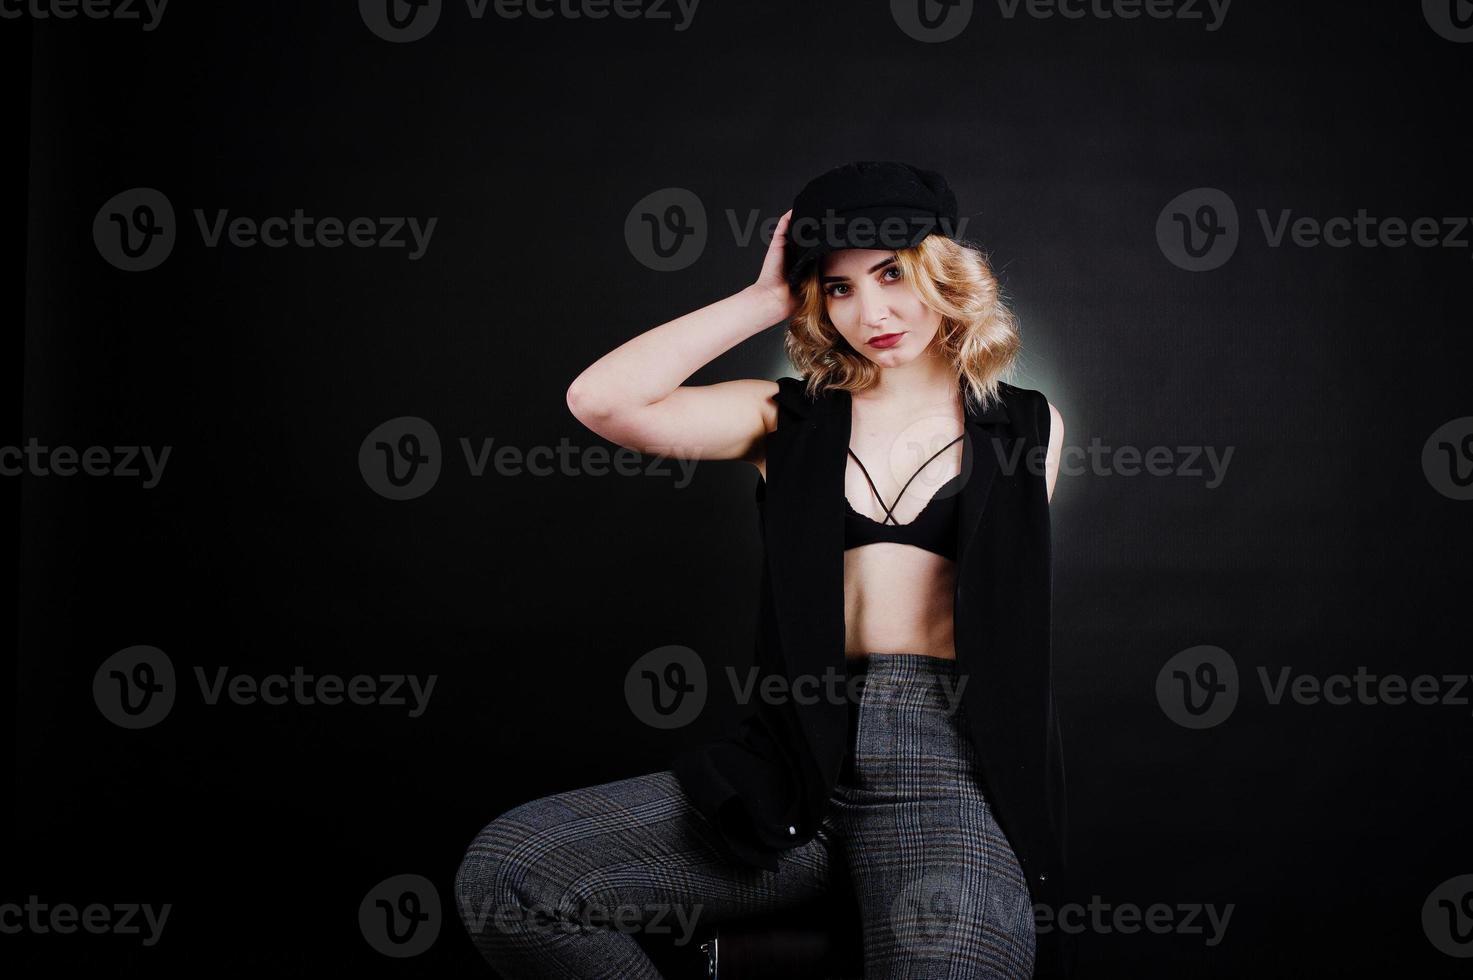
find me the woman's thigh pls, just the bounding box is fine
[834,657,1037,979]
[454,769,836,963]
[837,792,1036,979]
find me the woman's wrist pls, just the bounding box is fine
[741,282,793,327]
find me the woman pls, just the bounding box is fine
[455,161,1068,978]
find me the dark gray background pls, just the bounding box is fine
[12,1,1472,976]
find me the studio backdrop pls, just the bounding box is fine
[11,2,1472,977]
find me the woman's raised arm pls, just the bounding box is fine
[565,210,796,470]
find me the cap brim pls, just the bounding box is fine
[784,205,952,290]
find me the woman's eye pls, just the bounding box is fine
[825,269,897,297]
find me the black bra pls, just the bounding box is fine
[843,435,964,561]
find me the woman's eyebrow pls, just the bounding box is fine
[820,255,897,283]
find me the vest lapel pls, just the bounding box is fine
[760,379,846,787]
[956,377,1010,564]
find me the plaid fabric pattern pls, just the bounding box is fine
[837,653,1036,978]
[456,652,1034,979]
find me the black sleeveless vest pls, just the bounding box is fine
[672,374,1070,976]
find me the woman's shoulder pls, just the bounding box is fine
[994,381,1063,437]
[996,379,1059,407]
[773,374,819,416]
[996,379,1045,401]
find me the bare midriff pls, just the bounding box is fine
[842,544,957,660]
[752,392,964,662]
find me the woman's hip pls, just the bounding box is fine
[839,652,985,797]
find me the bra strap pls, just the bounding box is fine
[846,449,898,524]
[846,434,964,526]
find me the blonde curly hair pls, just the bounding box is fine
[784,235,1020,413]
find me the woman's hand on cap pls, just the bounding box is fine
[751,208,797,321]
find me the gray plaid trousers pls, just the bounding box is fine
[455,653,1035,979]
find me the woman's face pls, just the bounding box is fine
[818,248,943,366]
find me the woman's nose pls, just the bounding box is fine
[857,289,888,328]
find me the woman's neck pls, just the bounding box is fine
[857,357,959,411]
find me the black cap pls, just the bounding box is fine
[783,161,960,292]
